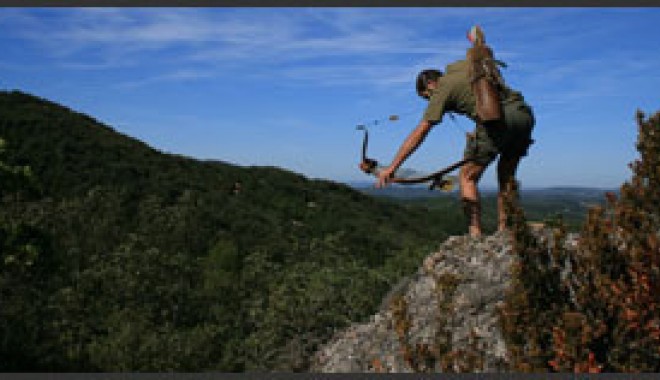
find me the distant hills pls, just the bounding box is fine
[350,182,615,198]
[352,183,611,228]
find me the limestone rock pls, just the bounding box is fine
[311,230,581,373]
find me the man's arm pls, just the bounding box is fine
[377,119,436,188]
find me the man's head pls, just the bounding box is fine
[416,69,443,100]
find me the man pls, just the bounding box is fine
[376,60,535,237]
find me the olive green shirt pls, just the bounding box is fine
[422,60,524,125]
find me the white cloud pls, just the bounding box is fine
[113,69,217,90]
[3,9,467,71]
[519,56,660,108]
[4,7,659,96]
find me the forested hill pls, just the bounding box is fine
[0,90,466,371]
[0,89,295,199]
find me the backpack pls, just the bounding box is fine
[466,26,507,124]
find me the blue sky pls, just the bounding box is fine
[1,8,659,189]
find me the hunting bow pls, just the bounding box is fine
[357,126,473,190]
[357,25,499,190]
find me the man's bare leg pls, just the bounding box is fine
[459,162,487,237]
[496,155,522,232]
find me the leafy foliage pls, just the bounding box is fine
[0,90,465,371]
[0,136,59,370]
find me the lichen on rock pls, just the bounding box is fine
[311,231,523,373]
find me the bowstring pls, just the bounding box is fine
[357,107,470,158]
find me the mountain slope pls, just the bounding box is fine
[0,90,468,371]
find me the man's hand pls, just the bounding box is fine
[359,158,377,174]
[369,120,434,189]
[376,166,396,188]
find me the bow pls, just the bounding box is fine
[357,126,472,191]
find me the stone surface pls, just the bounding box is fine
[310,230,581,373]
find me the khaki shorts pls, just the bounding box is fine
[464,101,535,165]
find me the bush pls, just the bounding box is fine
[501,110,660,372]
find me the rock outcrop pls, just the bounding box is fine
[311,230,579,373]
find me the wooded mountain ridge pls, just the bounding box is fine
[0,90,466,371]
